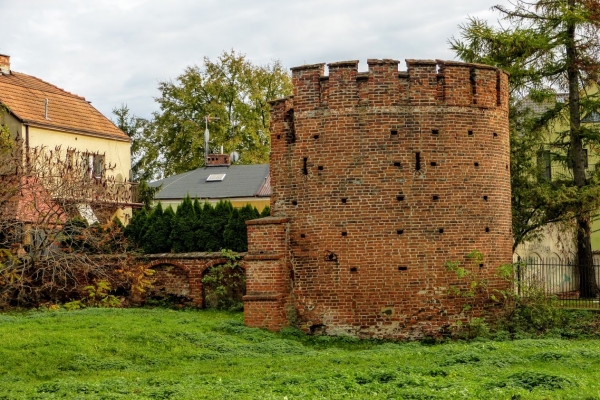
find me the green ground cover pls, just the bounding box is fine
[556,299,600,310]
[1,309,600,399]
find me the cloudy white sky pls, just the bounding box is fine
[0,0,510,120]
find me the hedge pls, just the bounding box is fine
[125,197,269,253]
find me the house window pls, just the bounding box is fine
[206,173,226,182]
[582,111,600,123]
[93,155,104,178]
[66,149,74,168]
[83,153,104,178]
[65,149,76,177]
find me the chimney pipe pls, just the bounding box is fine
[0,54,10,75]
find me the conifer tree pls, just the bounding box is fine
[450,0,600,296]
[223,208,244,251]
[170,195,197,253]
[260,205,271,217]
[193,198,204,218]
[224,204,259,251]
[196,202,217,251]
[191,198,204,251]
[208,200,233,251]
[141,203,173,253]
[141,203,163,253]
[160,206,176,252]
[124,208,148,249]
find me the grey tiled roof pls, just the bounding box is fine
[517,93,568,115]
[149,164,270,200]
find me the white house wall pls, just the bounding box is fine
[514,223,576,262]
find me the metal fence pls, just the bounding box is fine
[515,257,600,309]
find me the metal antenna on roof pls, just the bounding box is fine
[204,115,220,166]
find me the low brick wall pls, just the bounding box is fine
[137,250,291,330]
[139,252,240,307]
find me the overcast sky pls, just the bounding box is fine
[0,0,510,120]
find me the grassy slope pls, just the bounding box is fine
[1,309,600,399]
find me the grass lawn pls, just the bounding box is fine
[1,309,600,399]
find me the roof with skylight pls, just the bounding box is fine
[206,173,226,182]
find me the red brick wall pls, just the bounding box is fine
[251,58,512,339]
[149,264,191,299]
[206,154,230,166]
[143,255,228,307]
[140,250,291,330]
[244,217,291,330]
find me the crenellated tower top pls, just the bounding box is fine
[275,59,509,113]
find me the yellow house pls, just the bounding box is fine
[0,54,135,225]
[514,89,600,262]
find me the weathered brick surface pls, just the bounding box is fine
[149,264,191,298]
[142,254,231,307]
[243,218,292,330]
[206,154,230,166]
[246,59,512,339]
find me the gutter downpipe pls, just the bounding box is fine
[25,124,29,169]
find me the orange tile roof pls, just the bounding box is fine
[0,71,130,141]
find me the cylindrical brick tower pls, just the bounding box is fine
[244,59,511,339]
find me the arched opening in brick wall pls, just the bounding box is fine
[146,263,193,306]
[201,261,246,310]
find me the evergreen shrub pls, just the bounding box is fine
[126,199,263,254]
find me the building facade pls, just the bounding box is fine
[244,58,512,339]
[0,54,135,225]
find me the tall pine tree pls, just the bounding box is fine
[197,202,219,251]
[223,208,244,251]
[124,208,148,249]
[260,205,271,217]
[170,196,197,253]
[141,203,174,254]
[450,0,600,296]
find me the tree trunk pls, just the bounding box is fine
[567,0,599,297]
[577,214,597,297]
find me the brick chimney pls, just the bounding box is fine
[0,54,10,75]
[206,154,231,167]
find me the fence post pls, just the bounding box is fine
[516,256,522,297]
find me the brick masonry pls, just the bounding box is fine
[244,59,512,339]
[139,252,291,332]
[141,253,233,307]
